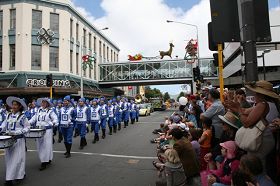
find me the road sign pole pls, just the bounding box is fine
[218,44,224,102]
[50,86,53,99]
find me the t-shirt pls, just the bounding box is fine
[200,129,212,148]
[202,100,225,139]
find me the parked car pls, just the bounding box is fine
[139,104,151,116]
[146,103,154,113]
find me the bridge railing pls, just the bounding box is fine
[99,58,217,82]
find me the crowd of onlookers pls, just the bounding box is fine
[151,80,279,186]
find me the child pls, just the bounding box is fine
[199,118,213,170]
[154,149,187,186]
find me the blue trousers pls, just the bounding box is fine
[122,111,129,122]
[100,118,107,129]
[76,121,87,138]
[61,126,73,144]
[115,112,121,124]
[108,117,114,127]
[91,121,100,134]
[130,111,136,120]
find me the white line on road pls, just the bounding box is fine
[27,150,157,160]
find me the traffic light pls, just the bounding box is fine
[46,74,53,87]
[193,66,200,81]
[213,53,218,67]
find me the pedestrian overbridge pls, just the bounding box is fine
[98,58,218,87]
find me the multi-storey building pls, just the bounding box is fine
[0,0,122,99]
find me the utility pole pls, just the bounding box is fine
[237,0,258,82]
[218,44,224,102]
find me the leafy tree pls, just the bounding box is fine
[163,92,171,102]
[176,92,185,101]
[145,86,162,99]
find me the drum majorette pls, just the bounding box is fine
[29,98,58,170]
[0,96,30,186]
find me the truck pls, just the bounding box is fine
[149,98,166,111]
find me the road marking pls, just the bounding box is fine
[127,159,140,164]
[139,122,161,124]
[27,150,157,160]
[0,150,4,156]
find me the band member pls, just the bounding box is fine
[0,97,30,186]
[90,99,101,143]
[0,100,6,126]
[99,97,108,139]
[107,100,115,135]
[55,99,63,143]
[136,103,140,122]
[29,98,58,170]
[130,100,137,124]
[122,98,129,128]
[116,96,122,130]
[59,96,76,158]
[74,98,90,149]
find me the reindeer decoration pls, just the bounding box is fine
[159,43,174,59]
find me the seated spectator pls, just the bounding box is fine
[154,149,187,186]
[272,117,280,126]
[199,118,213,171]
[235,89,252,108]
[239,154,276,186]
[200,89,225,141]
[189,128,202,161]
[153,123,165,134]
[169,128,200,186]
[206,141,240,186]
[231,169,254,186]
[204,111,239,163]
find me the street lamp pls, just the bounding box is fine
[166,20,199,59]
[257,49,271,80]
[166,20,199,93]
[99,27,109,31]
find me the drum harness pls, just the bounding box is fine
[5,113,25,140]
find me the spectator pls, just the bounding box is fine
[189,128,201,161]
[235,89,252,108]
[239,154,276,186]
[170,128,200,186]
[199,118,213,171]
[206,141,240,186]
[225,80,279,172]
[204,111,239,165]
[200,89,225,141]
[232,169,254,186]
[272,117,280,126]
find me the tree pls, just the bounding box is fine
[177,92,185,101]
[163,92,170,102]
[145,86,163,99]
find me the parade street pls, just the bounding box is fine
[0,110,173,186]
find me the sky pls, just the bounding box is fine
[72,0,280,95]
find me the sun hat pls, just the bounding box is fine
[79,98,86,102]
[245,80,280,99]
[218,111,240,129]
[37,98,53,107]
[220,141,237,159]
[64,95,71,101]
[6,96,28,111]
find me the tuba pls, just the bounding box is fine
[135,95,142,104]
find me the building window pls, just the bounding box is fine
[70,51,73,73]
[111,49,113,62]
[76,53,79,75]
[94,62,97,80]
[31,45,41,70]
[117,54,119,62]
[83,29,86,46]
[83,69,86,77]
[0,11,3,32]
[10,45,15,69]
[99,41,102,58]
[114,52,116,62]
[0,45,2,70]
[89,68,92,79]
[49,47,59,71]
[94,37,96,53]
[76,23,79,42]
[107,46,109,61]
[32,10,42,29]
[50,13,59,33]
[89,33,92,49]
[103,44,105,62]
[70,19,73,38]
[10,9,16,30]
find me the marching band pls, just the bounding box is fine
[0,95,140,185]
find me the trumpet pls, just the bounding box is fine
[135,95,142,104]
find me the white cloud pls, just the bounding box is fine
[73,0,212,61]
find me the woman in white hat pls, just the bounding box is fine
[29,98,58,171]
[0,96,30,186]
[226,80,280,173]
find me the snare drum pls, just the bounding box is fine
[0,136,15,149]
[25,129,46,138]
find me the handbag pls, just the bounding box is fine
[235,119,266,152]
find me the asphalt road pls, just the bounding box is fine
[0,109,175,186]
